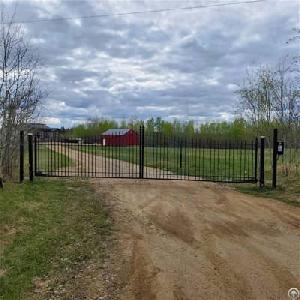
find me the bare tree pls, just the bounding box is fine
[0,11,43,179]
[236,57,299,133]
[236,66,275,135]
[272,57,299,127]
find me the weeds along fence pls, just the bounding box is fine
[0,130,31,182]
[0,136,22,182]
[0,147,20,180]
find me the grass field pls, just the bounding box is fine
[0,179,111,300]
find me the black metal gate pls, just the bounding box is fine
[33,126,258,183]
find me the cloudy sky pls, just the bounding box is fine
[4,0,299,127]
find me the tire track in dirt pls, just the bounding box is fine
[130,239,160,300]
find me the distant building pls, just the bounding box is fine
[101,129,139,146]
[25,122,49,132]
[25,123,68,140]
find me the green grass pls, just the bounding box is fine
[242,147,300,204]
[0,179,111,300]
[235,174,300,206]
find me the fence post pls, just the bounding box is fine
[34,135,37,176]
[142,125,144,178]
[139,126,141,178]
[272,128,278,189]
[139,125,144,179]
[259,136,265,187]
[28,134,34,182]
[254,137,258,182]
[19,131,24,183]
[179,140,182,169]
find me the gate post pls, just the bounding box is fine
[259,136,265,187]
[254,137,258,182]
[179,140,183,169]
[19,131,24,183]
[34,135,37,176]
[139,125,144,179]
[28,133,34,182]
[272,128,278,189]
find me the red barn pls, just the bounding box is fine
[101,129,139,146]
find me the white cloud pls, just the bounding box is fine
[227,83,239,91]
[40,117,61,126]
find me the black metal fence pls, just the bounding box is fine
[32,126,258,183]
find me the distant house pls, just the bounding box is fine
[25,123,68,140]
[25,122,49,132]
[102,129,139,146]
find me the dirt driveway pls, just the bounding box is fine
[51,146,300,299]
[93,179,299,300]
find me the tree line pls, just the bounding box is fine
[70,116,299,145]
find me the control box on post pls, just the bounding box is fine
[277,141,284,156]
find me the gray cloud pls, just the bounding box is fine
[5,0,299,127]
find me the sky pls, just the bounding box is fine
[3,0,300,128]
